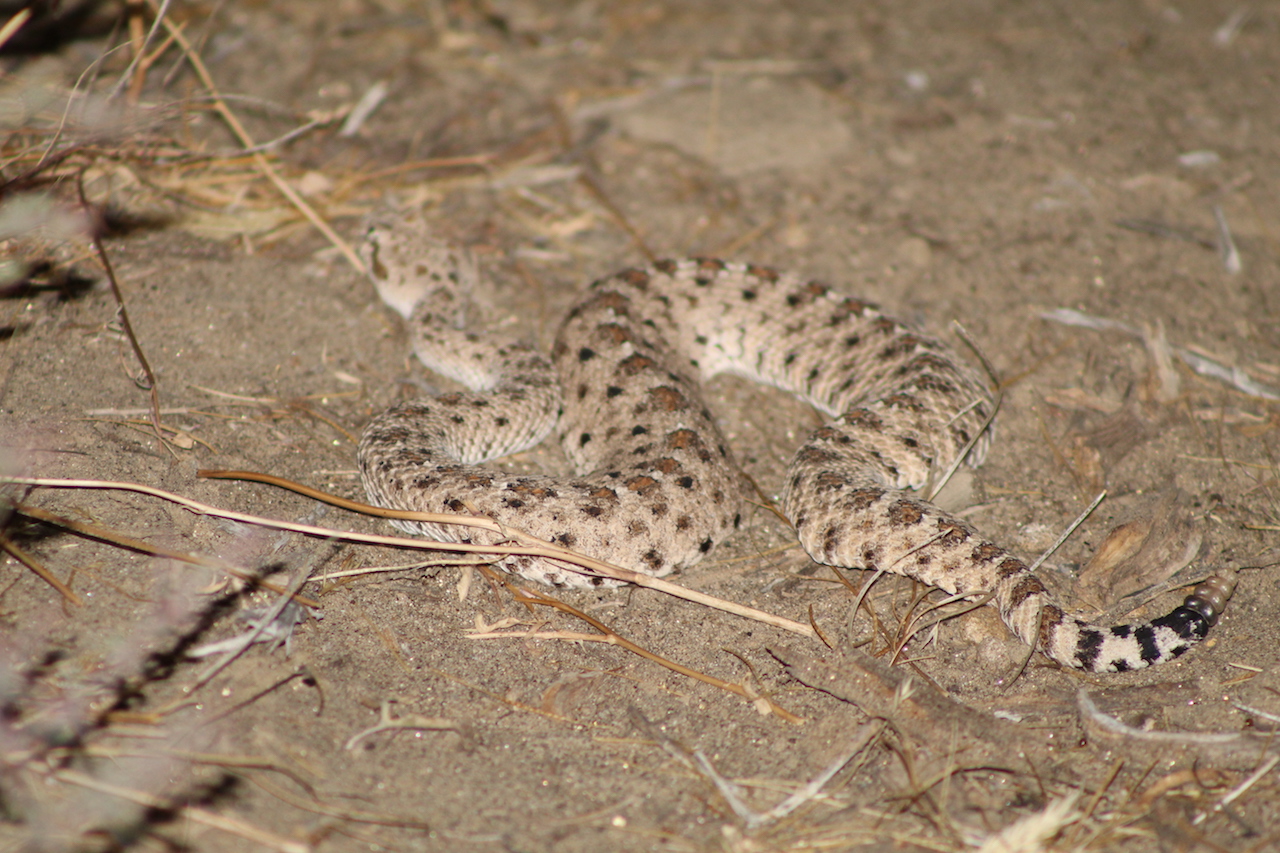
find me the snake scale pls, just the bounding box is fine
[357,213,1233,673]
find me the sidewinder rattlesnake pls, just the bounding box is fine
[357,213,1232,673]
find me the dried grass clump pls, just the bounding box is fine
[0,552,228,851]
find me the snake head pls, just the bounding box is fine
[360,213,480,323]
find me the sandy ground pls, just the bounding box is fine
[3,2,1280,851]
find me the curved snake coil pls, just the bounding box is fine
[357,214,1234,673]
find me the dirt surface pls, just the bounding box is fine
[3,2,1280,851]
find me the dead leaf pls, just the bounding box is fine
[1076,491,1204,611]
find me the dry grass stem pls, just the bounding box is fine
[0,534,83,605]
[1028,489,1106,573]
[246,772,433,830]
[466,627,612,642]
[423,666,579,724]
[190,469,817,637]
[743,723,882,828]
[630,708,874,828]
[153,8,364,274]
[3,7,1272,847]
[108,0,174,101]
[13,501,319,606]
[774,645,1077,783]
[500,575,804,724]
[0,8,32,49]
[311,557,493,583]
[891,590,997,667]
[189,568,315,692]
[13,466,816,728]
[78,172,168,450]
[1211,755,1279,814]
[42,767,310,853]
[80,416,215,451]
[1042,308,1280,401]
[344,699,466,750]
[1076,689,1280,770]
[927,323,1002,504]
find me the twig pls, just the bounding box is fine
[184,622,304,660]
[344,699,464,750]
[33,46,115,171]
[1230,702,1280,726]
[82,416,215,452]
[6,476,817,639]
[77,172,168,452]
[840,565,884,632]
[746,724,881,827]
[425,665,576,723]
[628,707,758,818]
[84,407,194,416]
[287,403,359,444]
[807,605,834,649]
[195,669,314,728]
[1077,689,1246,747]
[229,113,342,156]
[891,590,997,666]
[358,153,495,181]
[1133,768,1218,810]
[1079,758,1124,829]
[468,627,609,642]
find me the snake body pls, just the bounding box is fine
[358,216,1232,672]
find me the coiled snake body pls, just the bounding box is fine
[358,216,1232,673]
